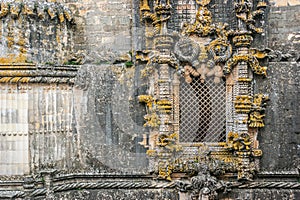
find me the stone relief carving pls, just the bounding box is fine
[249,94,269,128]
[176,163,229,200]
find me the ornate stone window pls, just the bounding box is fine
[138,0,269,190]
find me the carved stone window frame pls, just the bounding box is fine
[137,0,268,182]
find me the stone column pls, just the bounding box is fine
[232,0,264,181]
[157,63,172,135]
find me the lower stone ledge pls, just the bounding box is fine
[1,179,300,199]
[258,170,299,177]
[1,172,300,199]
[0,191,24,199]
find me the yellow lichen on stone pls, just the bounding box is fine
[138,95,154,105]
[146,149,157,156]
[59,12,65,23]
[0,54,27,64]
[19,48,27,54]
[7,36,14,48]
[17,36,26,47]
[63,10,73,22]
[56,28,61,44]
[144,113,160,127]
[48,8,56,20]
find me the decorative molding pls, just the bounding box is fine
[12,182,176,198]
[0,64,79,84]
[249,94,269,128]
[1,178,299,199]
[182,0,214,37]
[0,175,24,181]
[236,182,300,189]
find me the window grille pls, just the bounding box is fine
[179,76,226,142]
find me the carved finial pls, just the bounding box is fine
[196,0,211,6]
[140,0,150,11]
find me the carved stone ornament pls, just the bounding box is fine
[176,165,225,199]
[0,1,73,22]
[174,37,200,65]
[137,0,269,194]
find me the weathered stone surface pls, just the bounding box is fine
[219,189,300,200]
[65,0,132,64]
[35,189,179,200]
[270,0,300,6]
[73,65,148,173]
[252,3,300,173]
[256,62,300,171]
[0,0,299,199]
[268,5,300,61]
[0,0,76,65]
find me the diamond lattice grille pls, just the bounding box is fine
[179,76,226,142]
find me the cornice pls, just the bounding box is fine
[0,64,79,84]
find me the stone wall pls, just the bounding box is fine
[0,0,76,64]
[0,0,299,199]
[256,4,300,172]
[257,62,300,172]
[267,4,300,58]
[66,0,133,64]
[73,64,148,173]
[38,189,179,200]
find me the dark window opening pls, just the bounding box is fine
[179,76,226,142]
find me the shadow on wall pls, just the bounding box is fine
[73,64,149,173]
